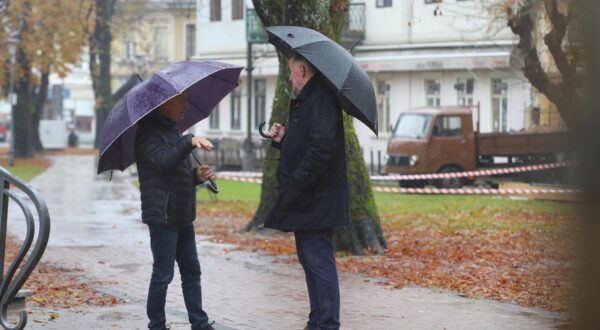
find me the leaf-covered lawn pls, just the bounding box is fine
[0,157,50,182]
[195,181,578,312]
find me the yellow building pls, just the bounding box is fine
[111,1,197,88]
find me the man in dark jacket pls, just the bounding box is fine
[135,92,216,330]
[266,53,349,330]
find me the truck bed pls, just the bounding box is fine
[477,131,571,157]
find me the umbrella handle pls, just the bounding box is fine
[258,121,287,139]
[258,122,270,139]
[191,151,219,194]
[205,178,219,194]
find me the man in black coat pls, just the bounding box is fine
[135,92,216,330]
[267,53,349,330]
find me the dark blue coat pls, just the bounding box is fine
[134,112,199,228]
[265,75,349,232]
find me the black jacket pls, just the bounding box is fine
[265,75,349,231]
[134,112,199,228]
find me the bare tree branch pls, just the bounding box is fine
[506,0,583,129]
[543,0,577,87]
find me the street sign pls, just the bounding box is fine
[246,8,268,44]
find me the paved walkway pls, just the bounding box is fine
[7,155,567,329]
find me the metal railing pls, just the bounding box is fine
[342,3,366,41]
[0,167,50,330]
[194,139,267,171]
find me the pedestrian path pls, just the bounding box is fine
[8,155,568,329]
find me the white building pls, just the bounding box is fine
[194,0,534,168]
[192,0,534,170]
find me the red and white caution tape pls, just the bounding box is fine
[218,175,263,184]
[215,175,580,195]
[217,161,571,182]
[217,171,262,178]
[372,186,581,195]
[370,161,571,181]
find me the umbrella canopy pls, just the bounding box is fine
[98,60,242,174]
[265,26,378,135]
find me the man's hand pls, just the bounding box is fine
[192,137,213,151]
[269,123,286,143]
[196,164,215,182]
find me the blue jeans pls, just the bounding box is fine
[294,229,340,330]
[147,223,209,330]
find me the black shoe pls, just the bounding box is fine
[197,320,216,330]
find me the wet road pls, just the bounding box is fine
[7,155,568,329]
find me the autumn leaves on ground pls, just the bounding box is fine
[4,159,577,315]
[3,156,120,314]
[195,180,578,313]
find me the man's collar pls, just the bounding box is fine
[294,74,319,101]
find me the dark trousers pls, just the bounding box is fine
[147,223,209,330]
[294,229,340,330]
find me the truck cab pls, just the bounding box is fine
[385,107,477,186]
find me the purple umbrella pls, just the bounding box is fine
[97,60,242,174]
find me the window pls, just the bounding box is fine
[376,80,391,133]
[455,78,474,106]
[210,0,221,22]
[125,40,136,60]
[254,79,266,129]
[425,0,443,4]
[393,114,432,139]
[76,116,93,132]
[376,0,392,7]
[491,79,508,132]
[230,90,241,130]
[432,116,463,137]
[186,24,196,59]
[425,79,441,106]
[530,107,540,126]
[232,0,244,20]
[209,105,220,129]
[153,26,168,61]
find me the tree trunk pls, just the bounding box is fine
[90,0,116,148]
[245,55,291,230]
[31,71,49,151]
[334,114,386,254]
[13,47,35,158]
[247,0,387,255]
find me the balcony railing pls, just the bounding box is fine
[342,3,366,42]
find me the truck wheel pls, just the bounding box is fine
[435,166,464,189]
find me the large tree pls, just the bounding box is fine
[496,0,586,129]
[1,0,90,157]
[245,0,387,255]
[88,0,117,148]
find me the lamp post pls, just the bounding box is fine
[7,37,18,167]
[242,8,268,171]
[242,40,256,171]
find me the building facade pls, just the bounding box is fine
[192,0,544,170]
[112,1,198,86]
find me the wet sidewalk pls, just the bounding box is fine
[8,155,567,329]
